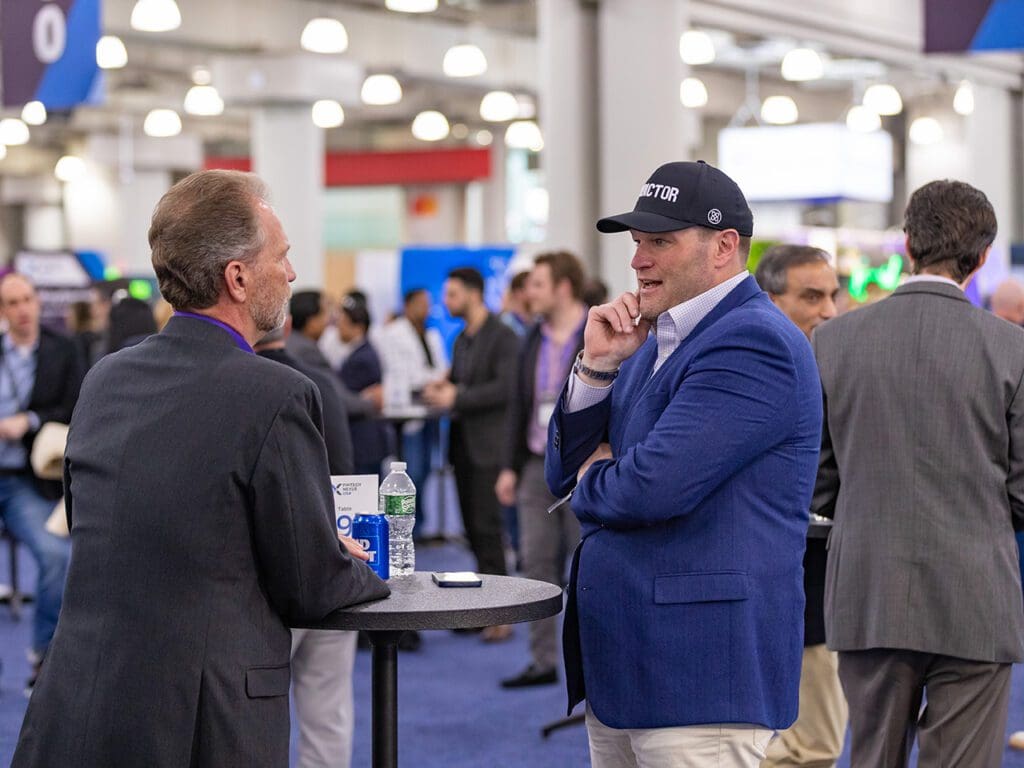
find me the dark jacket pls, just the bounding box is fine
[12,316,389,768]
[502,320,585,473]
[449,313,519,468]
[259,347,354,475]
[0,327,85,497]
[339,339,390,470]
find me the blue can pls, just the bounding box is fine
[352,513,389,580]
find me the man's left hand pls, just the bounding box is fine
[0,413,31,441]
[422,380,457,410]
[577,442,613,483]
[339,534,371,562]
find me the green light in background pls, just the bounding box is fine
[128,280,153,301]
[103,266,122,281]
[849,253,903,303]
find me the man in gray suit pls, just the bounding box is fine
[813,179,1024,767]
[12,170,390,768]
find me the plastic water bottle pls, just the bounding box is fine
[380,461,416,576]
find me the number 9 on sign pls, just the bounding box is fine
[336,514,353,538]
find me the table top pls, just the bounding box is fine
[808,515,833,540]
[298,573,564,632]
[381,405,447,422]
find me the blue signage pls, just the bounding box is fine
[2,0,102,109]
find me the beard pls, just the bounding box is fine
[250,282,289,334]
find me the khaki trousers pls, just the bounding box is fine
[762,644,848,768]
[587,705,773,768]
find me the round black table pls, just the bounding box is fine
[301,572,564,768]
[808,514,833,540]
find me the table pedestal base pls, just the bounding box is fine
[368,630,405,768]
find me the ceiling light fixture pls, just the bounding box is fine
[300,18,348,54]
[505,120,544,151]
[311,100,345,128]
[96,36,127,69]
[479,91,519,122]
[760,95,798,125]
[412,110,450,141]
[909,116,943,145]
[781,48,824,82]
[21,101,47,126]
[845,105,881,132]
[0,119,30,146]
[191,66,212,86]
[679,78,708,108]
[515,94,536,119]
[0,145,7,161]
[130,0,181,32]
[475,129,493,146]
[143,109,182,138]
[679,30,715,66]
[863,83,903,116]
[55,156,86,183]
[385,0,438,11]
[360,74,402,105]
[954,80,975,116]
[443,44,487,78]
[184,85,224,116]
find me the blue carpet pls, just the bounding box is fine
[3,538,1024,766]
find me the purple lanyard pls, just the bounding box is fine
[174,312,254,354]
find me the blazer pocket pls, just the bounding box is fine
[245,664,290,698]
[654,571,749,604]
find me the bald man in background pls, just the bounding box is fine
[991,278,1024,326]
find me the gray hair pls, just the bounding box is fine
[754,245,831,295]
[149,170,269,310]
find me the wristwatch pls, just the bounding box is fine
[573,352,619,382]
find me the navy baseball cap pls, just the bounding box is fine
[596,160,753,237]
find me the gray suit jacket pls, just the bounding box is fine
[286,331,374,419]
[813,280,1024,663]
[13,316,389,768]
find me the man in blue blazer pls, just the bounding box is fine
[546,161,822,766]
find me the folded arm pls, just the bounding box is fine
[573,326,799,528]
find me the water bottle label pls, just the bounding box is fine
[384,494,415,516]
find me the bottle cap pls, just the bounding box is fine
[391,461,407,471]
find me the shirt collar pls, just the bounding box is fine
[173,312,254,353]
[3,333,39,357]
[656,270,750,346]
[902,274,962,291]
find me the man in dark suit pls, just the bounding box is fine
[813,180,1024,767]
[496,251,586,687]
[755,245,846,768]
[12,170,390,768]
[0,273,84,693]
[546,161,821,766]
[287,289,377,423]
[424,267,518,641]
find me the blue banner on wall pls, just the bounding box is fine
[2,0,102,108]
[399,246,515,357]
[925,0,1024,53]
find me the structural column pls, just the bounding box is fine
[252,106,324,289]
[537,0,599,265]
[596,0,693,294]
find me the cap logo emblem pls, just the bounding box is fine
[707,208,723,225]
